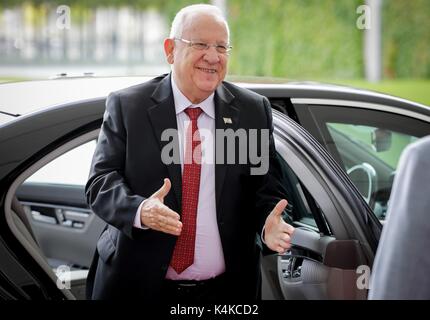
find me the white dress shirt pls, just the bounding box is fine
[134,74,225,280]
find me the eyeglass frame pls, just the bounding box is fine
[173,38,232,54]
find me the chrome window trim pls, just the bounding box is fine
[291,98,430,123]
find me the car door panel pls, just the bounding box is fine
[17,183,88,208]
[262,230,369,300]
[261,111,379,300]
[278,228,367,300]
[16,183,105,269]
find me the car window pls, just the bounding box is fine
[327,123,419,220]
[277,153,330,234]
[328,124,420,220]
[327,123,418,169]
[302,105,429,221]
[25,140,96,186]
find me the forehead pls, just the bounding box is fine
[181,13,229,41]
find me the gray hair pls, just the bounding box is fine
[169,4,230,42]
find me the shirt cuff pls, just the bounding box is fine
[134,199,150,230]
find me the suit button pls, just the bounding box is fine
[162,265,168,271]
[219,221,224,227]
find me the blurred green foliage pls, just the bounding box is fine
[330,79,430,106]
[228,0,430,79]
[228,0,363,78]
[383,0,430,78]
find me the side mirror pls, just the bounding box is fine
[371,128,392,152]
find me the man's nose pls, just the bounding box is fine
[203,47,221,64]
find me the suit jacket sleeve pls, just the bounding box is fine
[85,92,145,239]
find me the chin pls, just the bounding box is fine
[196,80,221,92]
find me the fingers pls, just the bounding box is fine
[275,233,292,253]
[280,233,291,243]
[275,246,289,254]
[278,223,295,253]
[281,222,295,235]
[270,199,288,218]
[153,215,183,236]
[274,242,290,254]
[151,178,171,201]
[149,216,182,236]
[265,221,295,254]
[158,204,180,221]
[141,199,182,236]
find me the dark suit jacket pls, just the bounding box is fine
[85,73,289,300]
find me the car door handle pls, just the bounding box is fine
[31,210,57,225]
[56,209,88,229]
[63,210,89,221]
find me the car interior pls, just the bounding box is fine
[5,121,371,300]
[3,99,427,300]
[261,152,369,300]
[6,130,102,300]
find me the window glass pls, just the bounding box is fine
[328,123,418,169]
[327,123,419,220]
[277,153,329,232]
[25,140,96,186]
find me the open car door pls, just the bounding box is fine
[261,110,381,300]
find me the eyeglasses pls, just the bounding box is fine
[174,38,232,54]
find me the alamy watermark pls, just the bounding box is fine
[56,5,71,30]
[160,126,270,175]
[356,5,371,30]
[356,265,373,290]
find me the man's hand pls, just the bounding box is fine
[140,178,182,236]
[264,199,295,254]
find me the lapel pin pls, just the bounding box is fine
[223,117,233,124]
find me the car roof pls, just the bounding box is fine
[1,75,429,126]
[0,76,155,117]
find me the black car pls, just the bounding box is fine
[0,76,429,300]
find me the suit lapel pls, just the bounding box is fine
[147,74,182,211]
[147,77,238,217]
[214,83,238,218]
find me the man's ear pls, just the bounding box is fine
[164,38,175,64]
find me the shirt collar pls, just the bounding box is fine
[171,74,215,119]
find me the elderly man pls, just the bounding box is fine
[85,4,294,301]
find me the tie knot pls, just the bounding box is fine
[185,107,203,121]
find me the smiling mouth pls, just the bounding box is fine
[196,67,217,74]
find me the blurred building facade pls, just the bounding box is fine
[0,4,167,76]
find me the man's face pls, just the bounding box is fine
[165,14,229,103]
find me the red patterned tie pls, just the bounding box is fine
[170,107,203,274]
